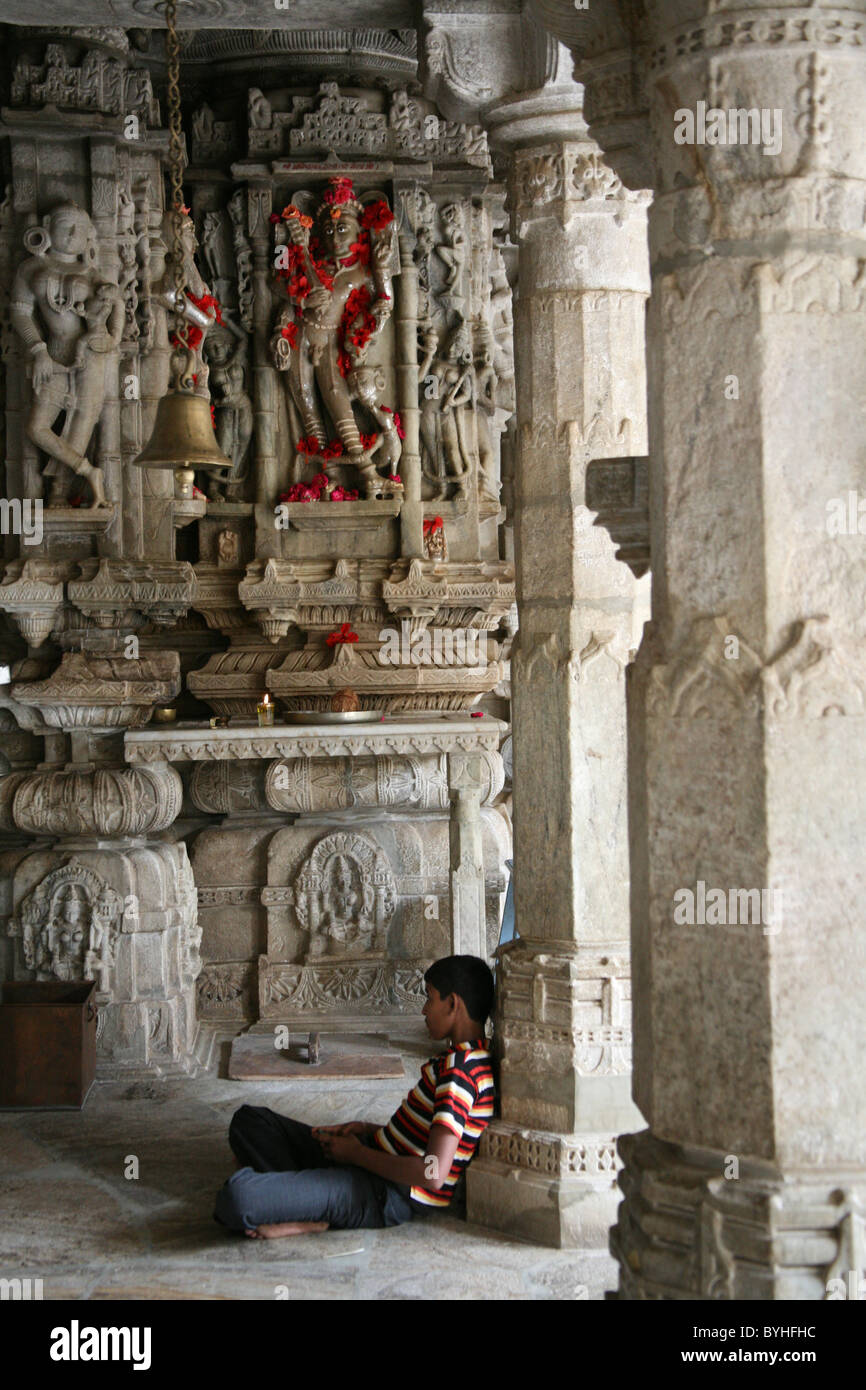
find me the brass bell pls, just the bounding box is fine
[134,390,232,474]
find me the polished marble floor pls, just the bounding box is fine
[0,1028,618,1301]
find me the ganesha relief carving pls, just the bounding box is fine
[294,830,396,961]
[9,859,123,991]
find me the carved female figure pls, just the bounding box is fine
[418,324,475,500]
[204,321,252,500]
[11,203,121,507]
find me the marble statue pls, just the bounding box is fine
[10,203,122,507]
[418,323,476,500]
[204,321,252,500]
[270,176,398,498]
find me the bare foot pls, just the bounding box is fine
[245,1221,330,1239]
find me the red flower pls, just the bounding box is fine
[323,177,356,207]
[361,199,394,232]
[423,516,444,534]
[269,212,281,225]
[280,322,298,349]
[321,440,344,461]
[389,474,402,484]
[311,472,330,488]
[326,623,359,644]
[359,432,378,451]
[329,485,359,502]
[297,436,321,456]
[393,411,405,440]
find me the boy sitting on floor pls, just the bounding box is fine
[214,954,495,1238]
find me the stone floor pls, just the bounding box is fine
[0,1026,618,1301]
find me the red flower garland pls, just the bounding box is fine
[361,199,394,232]
[423,516,444,535]
[171,290,222,352]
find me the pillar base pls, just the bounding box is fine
[467,1120,622,1249]
[611,1130,866,1301]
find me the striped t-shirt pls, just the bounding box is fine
[373,1039,495,1209]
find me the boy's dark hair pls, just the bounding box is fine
[424,955,495,1026]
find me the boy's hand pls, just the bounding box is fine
[312,1121,371,1139]
[317,1132,364,1165]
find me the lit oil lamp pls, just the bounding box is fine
[256,692,275,727]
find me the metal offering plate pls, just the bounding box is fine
[281,709,385,725]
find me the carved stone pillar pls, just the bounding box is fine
[448,751,486,959]
[467,87,651,1246]
[596,1,866,1298]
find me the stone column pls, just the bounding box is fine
[447,751,487,959]
[467,88,651,1247]
[604,1,866,1298]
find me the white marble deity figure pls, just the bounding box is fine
[46,883,90,982]
[322,854,373,953]
[473,331,501,503]
[435,203,466,291]
[10,203,122,508]
[346,363,402,480]
[418,323,475,501]
[270,177,396,497]
[204,321,252,500]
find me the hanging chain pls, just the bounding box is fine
[163,0,189,352]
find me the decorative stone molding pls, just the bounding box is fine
[10,40,160,126]
[0,560,66,649]
[68,559,197,630]
[481,1122,620,1181]
[11,650,180,732]
[259,955,429,1019]
[11,764,183,837]
[126,716,507,765]
[240,80,489,169]
[196,961,256,1019]
[265,749,502,813]
[189,759,270,815]
[612,1130,866,1301]
[644,615,866,720]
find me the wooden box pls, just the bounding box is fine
[0,981,97,1109]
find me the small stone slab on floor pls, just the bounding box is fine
[228,1032,406,1082]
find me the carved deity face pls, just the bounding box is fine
[49,207,91,258]
[320,208,360,261]
[50,884,89,975]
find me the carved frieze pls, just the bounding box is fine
[644,615,866,720]
[11,765,182,837]
[259,955,429,1018]
[481,1122,620,1181]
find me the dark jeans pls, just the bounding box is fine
[213,1104,416,1233]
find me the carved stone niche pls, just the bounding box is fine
[8,842,201,1078]
[9,858,122,991]
[295,831,396,963]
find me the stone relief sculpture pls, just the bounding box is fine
[10,203,122,507]
[269,176,401,497]
[10,860,122,990]
[418,323,476,500]
[294,831,395,960]
[203,321,252,500]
